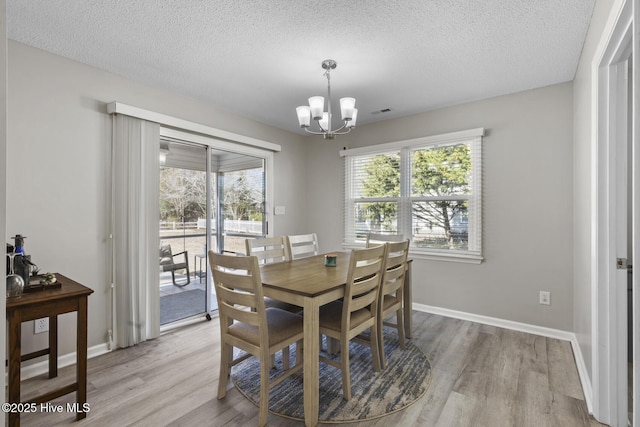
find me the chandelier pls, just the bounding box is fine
[296,59,358,140]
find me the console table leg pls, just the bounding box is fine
[48,315,58,378]
[8,309,21,427]
[76,297,88,420]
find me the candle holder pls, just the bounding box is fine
[324,254,337,267]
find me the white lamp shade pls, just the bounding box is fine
[340,97,356,120]
[318,112,329,131]
[309,96,325,120]
[296,106,311,127]
[346,108,358,128]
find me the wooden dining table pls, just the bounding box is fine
[259,251,412,427]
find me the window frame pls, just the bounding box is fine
[340,128,484,264]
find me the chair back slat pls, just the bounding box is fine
[349,277,380,312]
[216,284,261,311]
[218,301,261,327]
[214,268,258,293]
[343,245,387,323]
[287,233,319,260]
[385,251,406,270]
[355,258,384,278]
[209,252,266,330]
[366,232,406,247]
[245,236,290,264]
[382,265,405,293]
[256,248,288,263]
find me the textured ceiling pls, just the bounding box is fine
[8,0,595,136]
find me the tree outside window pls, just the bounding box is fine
[160,167,264,224]
[411,144,471,249]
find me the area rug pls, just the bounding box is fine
[160,289,207,324]
[230,329,431,423]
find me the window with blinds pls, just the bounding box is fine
[341,129,483,263]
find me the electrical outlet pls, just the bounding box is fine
[34,317,49,334]
[539,291,551,306]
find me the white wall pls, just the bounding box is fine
[308,82,575,331]
[7,41,309,358]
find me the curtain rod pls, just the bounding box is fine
[106,102,282,153]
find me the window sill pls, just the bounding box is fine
[342,243,483,264]
[408,251,483,264]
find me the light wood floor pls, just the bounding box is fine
[17,311,605,426]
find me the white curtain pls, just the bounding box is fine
[112,115,160,348]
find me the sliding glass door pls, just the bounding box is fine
[159,141,209,325]
[158,133,269,326]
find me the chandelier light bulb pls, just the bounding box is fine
[346,109,358,128]
[318,112,330,131]
[296,106,311,128]
[340,97,356,121]
[308,96,325,120]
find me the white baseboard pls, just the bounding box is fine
[569,336,593,414]
[413,303,593,414]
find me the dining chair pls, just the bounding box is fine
[286,233,319,260]
[208,252,304,427]
[245,236,291,264]
[245,236,300,313]
[318,244,388,400]
[376,239,410,369]
[365,232,406,246]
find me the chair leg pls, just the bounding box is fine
[378,313,387,370]
[341,338,351,400]
[282,345,290,370]
[259,356,270,427]
[171,269,191,286]
[217,342,232,399]
[327,336,340,354]
[295,340,303,365]
[370,322,382,373]
[396,308,406,349]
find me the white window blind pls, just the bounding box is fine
[342,129,483,263]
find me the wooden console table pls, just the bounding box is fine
[6,273,93,427]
